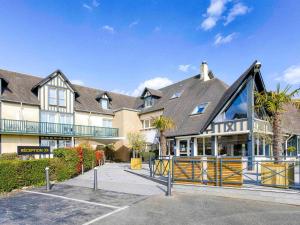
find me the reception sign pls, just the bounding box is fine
[17,146,50,155]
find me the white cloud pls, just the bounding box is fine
[132,77,173,96]
[129,20,139,28]
[201,0,228,30]
[214,33,236,45]
[102,25,115,33]
[83,0,100,11]
[281,65,300,84]
[83,3,92,10]
[71,79,85,86]
[178,64,191,72]
[224,3,250,25]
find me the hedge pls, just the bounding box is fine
[0,159,50,192]
[0,147,100,193]
[53,148,79,179]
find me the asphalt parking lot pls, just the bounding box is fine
[1,184,300,225]
[0,184,147,225]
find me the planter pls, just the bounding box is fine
[261,162,294,188]
[130,158,142,170]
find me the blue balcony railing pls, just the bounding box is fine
[0,119,119,138]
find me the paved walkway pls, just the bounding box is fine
[63,163,167,196]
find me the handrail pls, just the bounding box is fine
[0,118,119,138]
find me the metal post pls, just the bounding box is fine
[256,161,259,185]
[81,164,84,175]
[93,167,98,191]
[45,167,50,191]
[149,157,153,177]
[167,171,171,196]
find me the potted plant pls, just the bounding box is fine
[256,84,300,188]
[128,132,146,170]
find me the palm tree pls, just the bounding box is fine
[255,84,300,161]
[152,116,175,156]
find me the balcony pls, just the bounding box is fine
[0,119,119,138]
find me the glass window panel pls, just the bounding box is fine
[224,86,248,120]
[144,96,153,107]
[192,103,208,115]
[218,135,247,156]
[49,88,57,105]
[197,138,204,155]
[58,89,66,106]
[101,99,108,109]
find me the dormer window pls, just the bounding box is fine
[170,91,182,99]
[191,103,208,115]
[96,92,111,110]
[144,96,153,108]
[101,98,109,109]
[141,88,162,109]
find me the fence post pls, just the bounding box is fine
[256,161,259,185]
[93,167,98,190]
[167,170,172,196]
[220,157,222,186]
[81,164,84,175]
[149,157,153,177]
[45,167,50,191]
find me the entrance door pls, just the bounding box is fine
[179,140,188,156]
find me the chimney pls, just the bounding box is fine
[201,61,210,81]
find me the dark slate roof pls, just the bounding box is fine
[73,85,136,114]
[0,69,41,105]
[137,74,229,137]
[0,69,136,114]
[141,87,163,98]
[282,103,300,135]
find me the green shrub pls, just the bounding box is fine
[53,148,79,178]
[83,148,96,171]
[0,153,18,160]
[0,159,50,193]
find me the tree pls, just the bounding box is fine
[152,116,175,156]
[255,84,300,161]
[127,132,146,158]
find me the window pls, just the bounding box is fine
[170,91,182,99]
[191,103,208,115]
[59,113,73,124]
[144,96,153,108]
[102,118,112,127]
[58,89,66,106]
[142,119,153,129]
[224,86,248,120]
[41,111,56,123]
[101,99,109,109]
[49,88,57,105]
[197,137,212,156]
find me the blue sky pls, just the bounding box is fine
[0,0,300,96]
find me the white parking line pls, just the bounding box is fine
[82,206,129,225]
[23,190,122,209]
